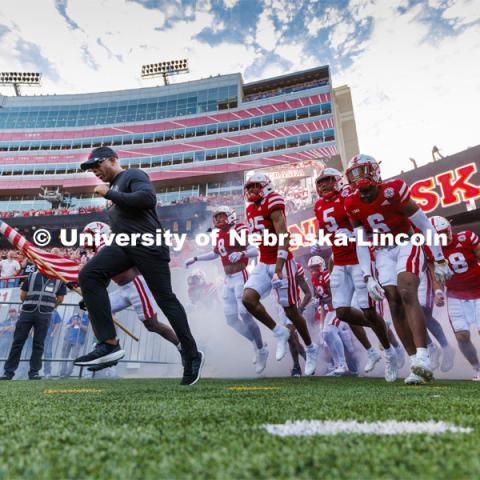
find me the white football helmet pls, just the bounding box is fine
[244,173,274,202]
[82,221,111,250]
[315,167,347,199]
[83,221,111,236]
[213,206,237,229]
[307,255,326,271]
[345,154,381,188]
[430,216,453,244]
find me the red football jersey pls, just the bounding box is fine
[246,191,292,264]
[442,231,480,300]
[345,179,412,235]
[213,223,249,268]
[311,270,334,312]
[314,188,357,266]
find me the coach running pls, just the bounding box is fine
[75,147,204,385]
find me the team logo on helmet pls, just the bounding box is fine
[430,215,453,244]
[244,173,274,202]
[345,154,382,189]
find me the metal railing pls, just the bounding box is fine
[0,287,180,378]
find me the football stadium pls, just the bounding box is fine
[1,9,480,478]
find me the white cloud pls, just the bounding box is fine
[223,0,239,8]
[334,1,480,177]
[255,8,279,51]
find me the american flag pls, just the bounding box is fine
[0,220,80,283]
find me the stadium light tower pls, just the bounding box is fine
[0,71,41,96]
[141,59,189,85]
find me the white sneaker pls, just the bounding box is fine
[333,364,348,376]
[255,345,269,374]
[364,349,381,373]
[274,326,290,361]
[472,371,480,381]
[411,356,434,382]
[304,343,318,376]
[404,371,425,385]
[384,352,398,383]
[395,346,406,369]
[440,345,456,372]
[428,343,440,371]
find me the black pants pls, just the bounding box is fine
[79,244,198,360]
[4,311,50,378]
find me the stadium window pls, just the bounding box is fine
[321,103,332,114]
[298,134,311,146]
[297,107,309,119]
[216,148,228,160]
[325,129,335,141]
[164,131,174,141]
[196,126,206,137]
[206,152,216,161]
[175,130,185,140]
[251,143,262,154]
[262,115,273,126]
[154,132,164,142]
[217,123,228,134]
[207,125,217,135]
[227,147,239,158]
[144,134,154,144]
[308,105,321,117]
[239,145,250,156]
[274,138,286,150]
[184,154,194,164]
[195,151,205,162]
[228,121,239,132]
[273,112,284,124]
[285,110,296,122]
[172,154,183,165]
[250,118,261,128]
[239,119,250,130]
[263,140,274,153]
[185,128,195,138]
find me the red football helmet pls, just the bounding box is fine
[213,206,237,230]
[315,168,346,199]
[345,154,381,189]
[430,215,453,244]
[244,173,274,202]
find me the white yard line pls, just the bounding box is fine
[264,420,473,437]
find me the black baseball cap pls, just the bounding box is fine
[80,147,118,171]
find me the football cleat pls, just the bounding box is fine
[384,352,398,383]
[404,372,425,385]
[333,364,348,376]
[428,343,440,371]
[291,366,302,378]
[440,344,456,372]
[395,345,406,369]
[274,326,290,361]
[304,343,318,376]
[472,371,480,381]
[255,345,269,374]
[411,356,434,383]
[364,349,382,373]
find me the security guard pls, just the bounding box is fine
[0,271,66,380]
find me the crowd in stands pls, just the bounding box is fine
[243,79,329,103]
[0,206,103,219]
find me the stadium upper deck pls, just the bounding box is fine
[0,65,358,211]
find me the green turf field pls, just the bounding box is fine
[0,377,478,479]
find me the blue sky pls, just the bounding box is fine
[0,0,479,178]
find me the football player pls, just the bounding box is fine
[81,222,181,370]
[418,266,456,371]
[242,173,318,375]
[344,154,452,384]
[185,206,268,374]
[314,167,397,381]
[277,262,312,377]
[430,216,480,380]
